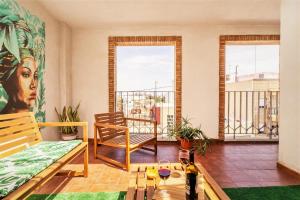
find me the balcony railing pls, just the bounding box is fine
[115,91,175,140]
[225,91,279,140]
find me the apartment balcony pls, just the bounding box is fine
[115,90,175,141]
[225,91,279,141]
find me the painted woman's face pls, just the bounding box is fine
[15,57,38,109]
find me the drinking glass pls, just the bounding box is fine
[158,159,171,185]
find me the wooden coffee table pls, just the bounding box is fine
[126,163,230,200]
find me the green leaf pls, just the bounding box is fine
[54,103,80,134]
[0,83,8,111]
[3,24,20,62]
[0,28,5,50]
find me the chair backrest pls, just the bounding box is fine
[94,112,127,142]
[0,112,42,159]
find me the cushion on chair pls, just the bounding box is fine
[102,134,155,148]
[0,140,82,198]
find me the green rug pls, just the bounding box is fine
[224,185,300,200]
[27,192,126,200]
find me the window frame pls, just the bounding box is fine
[218,35,280,140]
[108,36,182,126]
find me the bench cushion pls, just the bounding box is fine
[0,140,82,198]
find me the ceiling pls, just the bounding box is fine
[37,0,280,28]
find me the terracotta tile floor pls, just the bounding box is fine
[196,142,300,188]
[35,142,300,194]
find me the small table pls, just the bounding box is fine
[126,163,230,200]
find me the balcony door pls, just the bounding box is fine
[219,35,280,141]
[108,36,182,140]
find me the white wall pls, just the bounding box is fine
[278,0,300,173]
[18,0,72,140]
[59,23,73,107]
[72,24,279,138]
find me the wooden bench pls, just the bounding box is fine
[0,112,88,200]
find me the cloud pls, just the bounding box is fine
[116,46,175,91]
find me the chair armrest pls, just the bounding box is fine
[38,122,88,142]
[94,122,129,131]
[125,118,157,124]
[38,122,88,127]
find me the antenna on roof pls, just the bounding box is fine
[235,65,239,82]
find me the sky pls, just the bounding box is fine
[117,46,175,91]
[225,45,279,76]
[116,44,279,91]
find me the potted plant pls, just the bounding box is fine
[168,117,211,155]
[55,103,80,140]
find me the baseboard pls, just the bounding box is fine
[224,140,279,144]
[277,161,300,177]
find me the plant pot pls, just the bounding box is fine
[180,138,193,150]
[61,133,77,141]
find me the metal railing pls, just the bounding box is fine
[115,91,175,139]
[225,91,279,140]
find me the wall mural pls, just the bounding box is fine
[0,0,45,121]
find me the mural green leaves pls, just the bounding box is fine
[0,0,45,121]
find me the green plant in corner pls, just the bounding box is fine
[55,103,80,140]
[168,117,211,155]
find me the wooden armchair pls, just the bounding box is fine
[94,112,157,171]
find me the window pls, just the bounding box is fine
[219,35,280,140]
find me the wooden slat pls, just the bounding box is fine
[131,164,140,172]
[98,128,125,137]
[95,154,127,169]
[0,123,36,136]
[0,135,38,152]
[102,134,155,146]
[0,128,39,143]
[0,112,31,120]
[0,145,28,159]
[2,140,41,158]
[0,112,41,158]
[203,181,220,200]
[137,172,146,200]
[94,122,128,130]
[196,163,230,200]
[126,187,136,200]
[127,163,138,200]
[0,116,32,128]
[146,179,155,200]
[101,132,125,142]
[38,122,88,127]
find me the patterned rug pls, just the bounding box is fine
[27,192,126,200]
